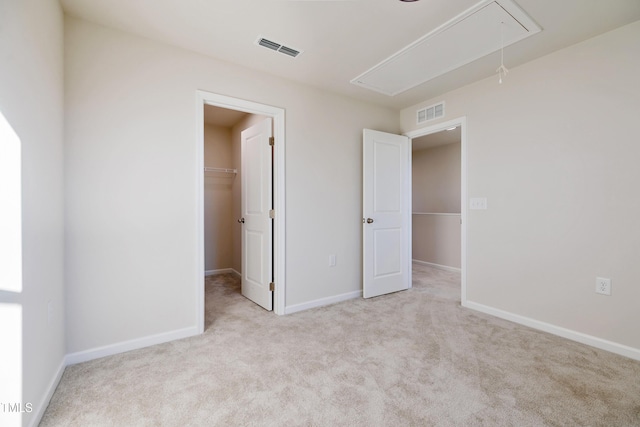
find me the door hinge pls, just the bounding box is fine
[269,137,275,146]
[269,282,275,292]
[269,209,275,219]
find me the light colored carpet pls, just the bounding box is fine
[40,264,640,426]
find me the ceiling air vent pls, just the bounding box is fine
[278,45,301,58]
[258,38,281,51]
[256,36,303,58]
[417,102,445,124]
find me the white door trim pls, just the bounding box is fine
[405,117,467,305]
[196,90,286,330]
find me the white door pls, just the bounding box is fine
[363,129,411,298]
[240,118,273,310]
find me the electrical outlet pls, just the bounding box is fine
[595,277,611,296]
[329,254,336,267]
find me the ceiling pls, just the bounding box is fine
[204,105,249,127]
[413,126,461,151]
[60,0,640,110]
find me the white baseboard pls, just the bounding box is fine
[463,300,640,361]
[65,326,199,366]
[205,268,240,277]
[285,290,362,315]
[412,259,461,273]
[28,358,66,427]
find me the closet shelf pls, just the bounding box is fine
[204,167,237,174]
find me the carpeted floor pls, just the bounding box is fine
[40,264,640,426]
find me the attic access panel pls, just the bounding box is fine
[351,0,541,96]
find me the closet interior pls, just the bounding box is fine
[203,105,265,277]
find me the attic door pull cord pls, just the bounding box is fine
[497,21,509,84]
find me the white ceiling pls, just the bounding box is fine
[60,0,640,110]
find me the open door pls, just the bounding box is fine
[240,118,273,310]
[363,129,411,298]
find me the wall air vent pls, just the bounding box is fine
[351,0,541,96]
[417,102,445,124]
[256,36,303,58]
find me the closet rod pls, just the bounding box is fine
[204,167,237,174]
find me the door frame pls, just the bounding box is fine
[405,116,467,304]
[196,90,286,330]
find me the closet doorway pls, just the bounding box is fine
[196,91,286,333]
[407,118,467,303]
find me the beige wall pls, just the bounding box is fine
[64,16,398,354]
[413,142,461,213]
[412,142,461,268]
[0,0,65,424]
[412,215,461,269]
[204,124,234,271]
[401,21,640,352]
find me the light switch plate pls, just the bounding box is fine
[470,197,487,210]
[329,254,336,267]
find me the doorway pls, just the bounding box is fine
[361,118,467,303]
[196,91,286,333]
[406,118,467,303]
[411,127,461,269]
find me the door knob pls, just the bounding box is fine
[237,218,245,223]
[366,218,374,224]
